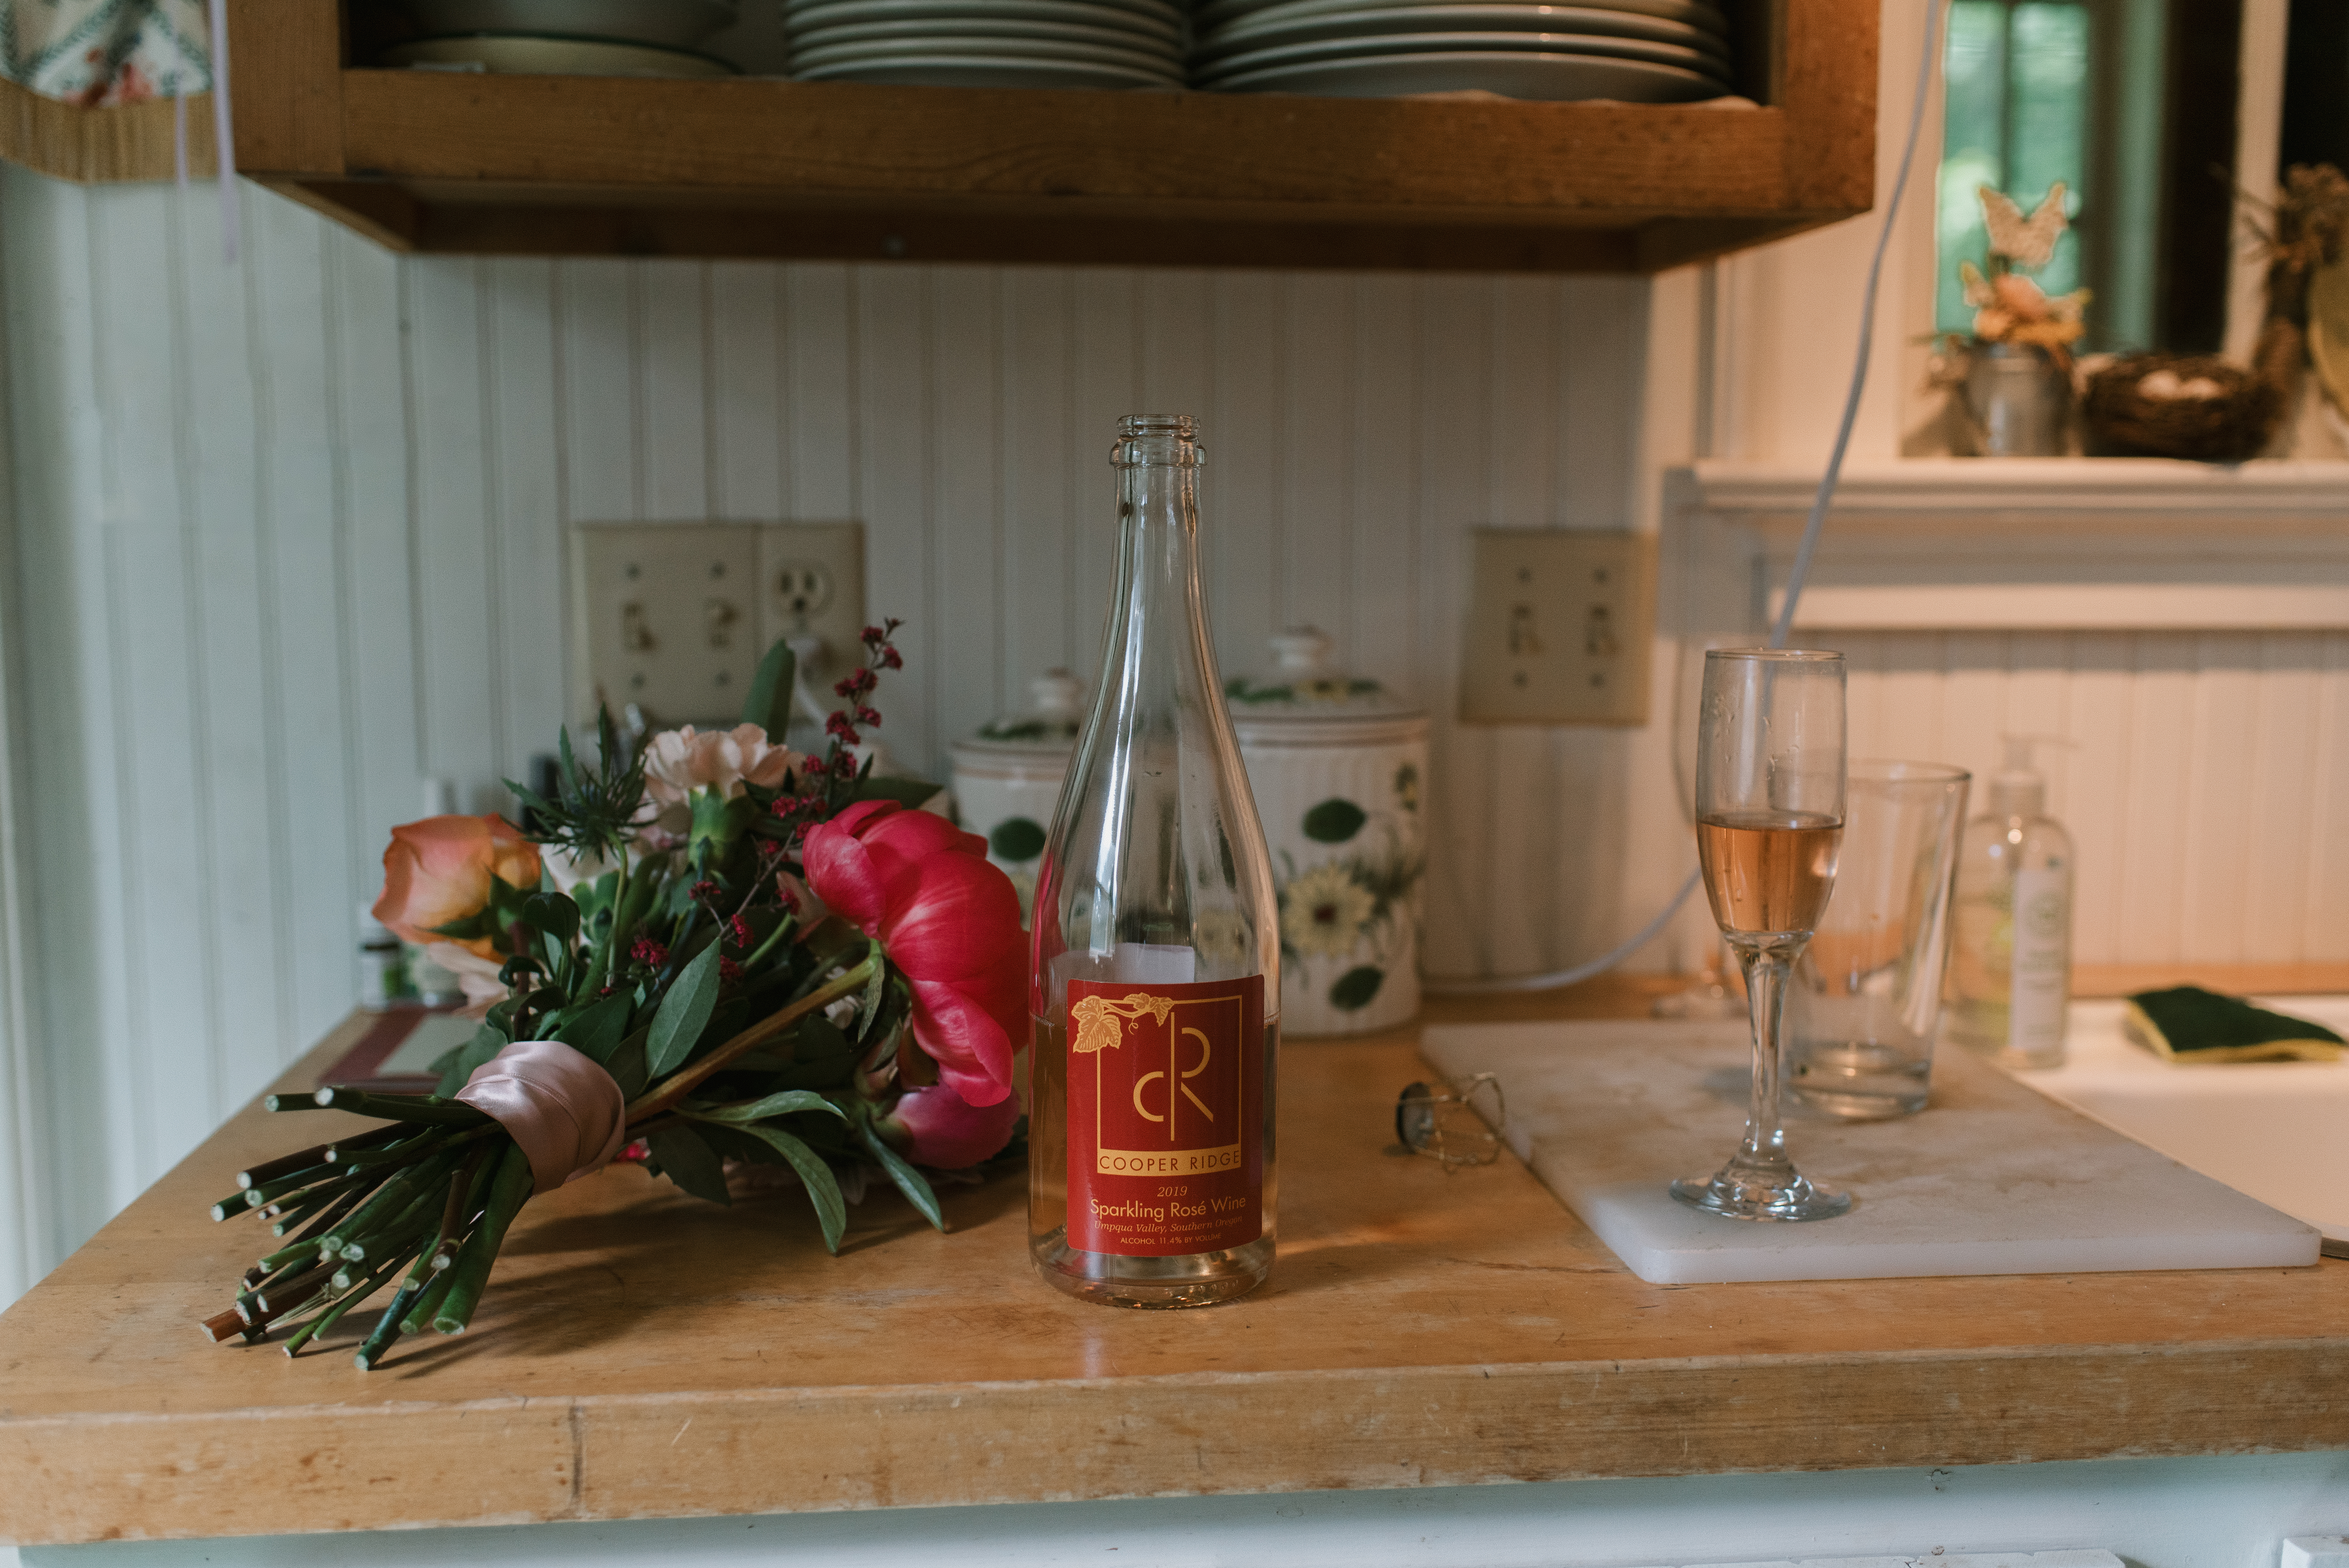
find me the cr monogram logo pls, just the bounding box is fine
[1132,1028,1217,1131]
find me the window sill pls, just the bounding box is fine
[1671,458,2349,527]
[1667,460,2349,632]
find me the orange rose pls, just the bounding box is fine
[372,814,541,959]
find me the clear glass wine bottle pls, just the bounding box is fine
[1027,415,1281,1309]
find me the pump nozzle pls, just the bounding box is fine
[1989,733,2072,820]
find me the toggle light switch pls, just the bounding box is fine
[1460,528,1656,726]
[572,521,866,729]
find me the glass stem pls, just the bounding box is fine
[1733,940,1801,1176]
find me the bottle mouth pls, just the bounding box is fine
[1118,414,1195,438]
[1705,647,1843,664]
[1112,414,1202,467]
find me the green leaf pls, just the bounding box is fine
[434,1023,510,1097]
[556,991,634,1064]
[646,1125,731,1207]
[521,891,580,943]
[788,1015,854,1063]
[856,940,888,1041]
[1302,797,1369,844]
[1329,965,1385,1012]
[571,868,618,929]
[603,1029,651,1100]
[847,775,945,809]
[742,638,798,744]
[714,1122,846,1253]
[987,816,1047,863]
[858,1122,944,1231]
[647,942,724,1079]
[758,1016,857,1090]
[686,1090,848,1124]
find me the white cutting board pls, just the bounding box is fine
[1421,1019,2319,1285]
[2018,996,2349,1258]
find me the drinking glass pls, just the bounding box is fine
[1671,648,1851,1222]
[1788,760,1971,1119]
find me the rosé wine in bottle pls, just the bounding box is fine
[1027,416,1280,1309]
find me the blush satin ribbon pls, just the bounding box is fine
[454,1039,630,1196]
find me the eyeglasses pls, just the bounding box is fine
[1394,1073,1507,1172]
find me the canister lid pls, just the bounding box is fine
[954,669,1086,760]
[1227,628,1426,745]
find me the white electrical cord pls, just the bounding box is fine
[1428,0,1944,997]
[207,0,239,264]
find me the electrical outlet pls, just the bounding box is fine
[572,521,865,728]
[759,522,866,680]
[1459,528,1656,726]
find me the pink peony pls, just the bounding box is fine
[372,815,540,960]
[802,800,1026,1107]
[877,1083,1021,1169]
[643,724,802,808]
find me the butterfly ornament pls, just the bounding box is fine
[1980,181,2071,271]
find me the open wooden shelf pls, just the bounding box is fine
[225,0,1875,270]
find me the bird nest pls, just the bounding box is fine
[2082,353,2284,463]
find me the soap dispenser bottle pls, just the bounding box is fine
[1947,736,2075,1068]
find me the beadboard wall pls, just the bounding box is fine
[1837,629,2349,971]
[0,166,1704,1262]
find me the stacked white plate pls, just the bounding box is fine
[785,0,1187,88]
[1192,0,1736,100]
[386,0,741,76]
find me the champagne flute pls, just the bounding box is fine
[1671,648,1852,1222]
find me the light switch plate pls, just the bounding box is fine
[572,522,864,728]
[1459,528,1656,726]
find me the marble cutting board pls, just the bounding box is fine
[1420,1019,2320,1285]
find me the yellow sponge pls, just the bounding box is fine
[2123,986,2346,1064]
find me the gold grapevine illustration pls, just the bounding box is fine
[1070,993,1177,1054]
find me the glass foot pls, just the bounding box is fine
[1671,1166,1852,1222]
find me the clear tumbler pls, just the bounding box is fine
[1787,760,1971,1119]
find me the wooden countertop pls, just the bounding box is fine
[4,970,2347,1547]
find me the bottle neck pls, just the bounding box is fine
[1988,778,2045,820]
[1106,447,1209,671]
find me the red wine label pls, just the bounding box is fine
[1065,974,1264,1258]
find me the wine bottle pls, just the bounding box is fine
[1028,415,1281,1309]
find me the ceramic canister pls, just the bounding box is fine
[1229,629,1429,1038]
[949,670,1084,923]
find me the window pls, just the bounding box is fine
[1934,0,2241,354]
[1936,1,2090,336]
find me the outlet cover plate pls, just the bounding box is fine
[758,522,866,671]
[572,521,864,728]
[1460,528,1656,726]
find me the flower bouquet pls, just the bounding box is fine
[198,624,1028,1370]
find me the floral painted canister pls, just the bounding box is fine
[949,670,1084,923]
[1229,629,1427,1038]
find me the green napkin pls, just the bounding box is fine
[2123,985,2346,1064]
